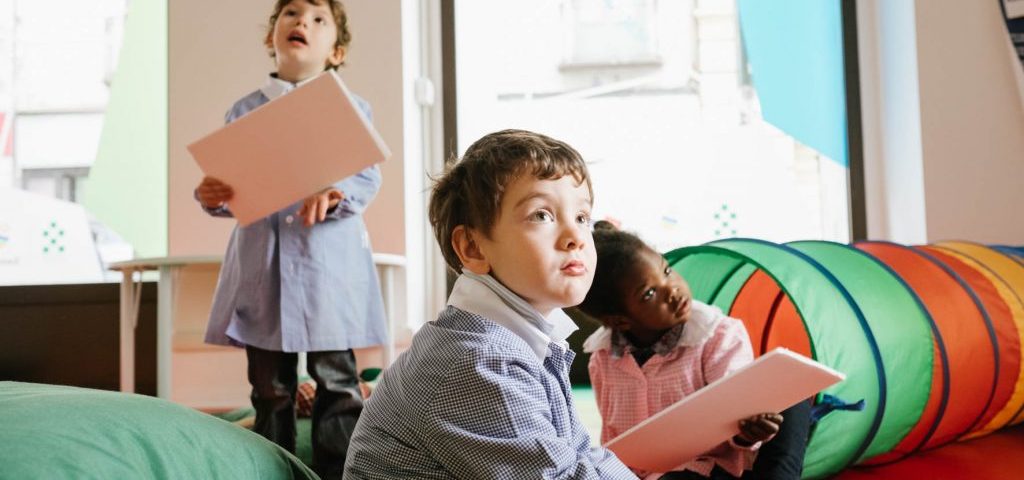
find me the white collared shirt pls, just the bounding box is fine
[447,271,579,360]
[260,73,319,101]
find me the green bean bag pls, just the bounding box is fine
[0,382,316,480]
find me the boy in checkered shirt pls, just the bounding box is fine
[344,129,635,479]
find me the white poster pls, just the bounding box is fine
[0,188,103,285]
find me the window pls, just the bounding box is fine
[0,0,129,285]
[560,0,661,68]
[451,0,856,252]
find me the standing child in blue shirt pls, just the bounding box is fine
[344,129,635,479]
[194,1,386,478]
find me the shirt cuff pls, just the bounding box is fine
[729,436,762,451]
[194,188,231,216]
[205,203,230,215]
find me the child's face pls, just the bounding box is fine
[617,248,693,340]
[470,174,595,316]
[268,0,345,82]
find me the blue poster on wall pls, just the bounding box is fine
[1003,0,1024,67]
[736,0,848,167]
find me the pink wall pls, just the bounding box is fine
[344,0,406,255]
[915,1,1024,243]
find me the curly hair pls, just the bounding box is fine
[576,228,653,318]
[428,129,592,273]
[265,0,351,68]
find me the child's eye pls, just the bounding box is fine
[642,288,655,301]
[576,212,590,225]
[529,210,554,222]
[283,9,296,16]
[664,266,672,276]
[315,16,325,24]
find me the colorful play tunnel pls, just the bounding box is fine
[663,239,1024,479]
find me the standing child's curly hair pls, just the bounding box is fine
[577,228,652,319]
[265,0,352,67]
[428,129,592,273]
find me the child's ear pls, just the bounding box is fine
[451,225,490,275]
[328,46,347,67]
[264,32,274,52]
[600,314,632,331]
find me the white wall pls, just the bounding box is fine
[859,0,928,244]
[861,0,1024,244]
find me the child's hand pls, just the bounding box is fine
[297,188,344,226]
[196,176,233,208]
[734,412,783,446]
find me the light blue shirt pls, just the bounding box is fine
[202,74,388,352]
[344,273,636,479]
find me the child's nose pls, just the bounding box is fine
[560,225,586,250]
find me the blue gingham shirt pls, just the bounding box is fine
[344,272,636,479]
[201,73,387,352]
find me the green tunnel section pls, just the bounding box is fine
[786,241,933,463]
[708,263,758,312]
[664,239,885,479]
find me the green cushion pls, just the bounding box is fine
[0,382,317,479]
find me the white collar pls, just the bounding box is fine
[260,73,320,101]
[447,271,579,360]
[582,300,724,353]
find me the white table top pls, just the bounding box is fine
[109,255,223,271]
[109,253,406,271]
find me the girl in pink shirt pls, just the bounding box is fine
[577,226,809,480]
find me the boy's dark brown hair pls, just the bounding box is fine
[265,0,351,67]
[428,129,593,272]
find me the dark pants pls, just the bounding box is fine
[246,346,363,480]
[659,400,812,480]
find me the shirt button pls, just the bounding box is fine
[285,215,294,224]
